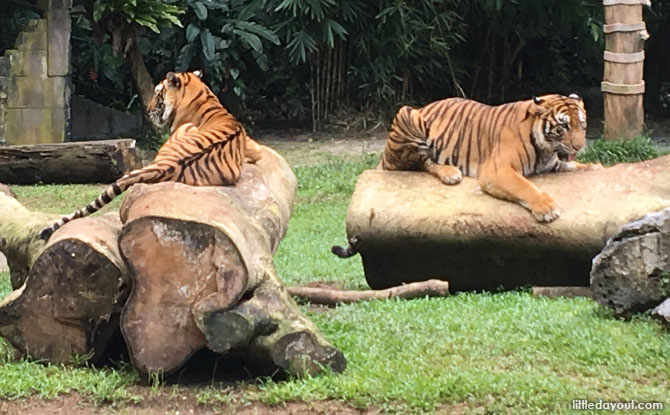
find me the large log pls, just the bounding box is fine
[118,146,346,377]
[0,139,142,184]
[339,155,670,291]
[0,190,129,364]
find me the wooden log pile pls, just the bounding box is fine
[338,155,670,291]
[0,146,346,377]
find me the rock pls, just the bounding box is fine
[651,299,670,329]
[590,208,670,317]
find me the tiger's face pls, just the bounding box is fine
[532,94,587,161]
[147,70,204,128]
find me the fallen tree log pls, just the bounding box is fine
[287,279,450,306]
[0,139,142,184]
[339,155,670,291]
[0,190,129,364]
[118,146,346,377]
[591,207,670,316]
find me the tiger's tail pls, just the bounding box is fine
[378,105,430,171]
[331,237,359,259]
[39,165,167,241]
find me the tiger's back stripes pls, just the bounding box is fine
[333,93,603,257]
[40,70,260,241]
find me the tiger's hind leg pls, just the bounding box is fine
[245,137,263,164]
[423,160,462,185]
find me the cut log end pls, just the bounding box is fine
[119,217,248,375]
[0,218,129,364]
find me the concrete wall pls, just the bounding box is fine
[71,96,142,141]
[0,0,71,145]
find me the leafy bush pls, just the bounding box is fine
[577,137,668,166]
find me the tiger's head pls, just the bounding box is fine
[147,70,207,129]
[530,93,587,161]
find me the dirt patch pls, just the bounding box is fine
[0,392,381,415]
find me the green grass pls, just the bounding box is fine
[1,148,669,413]
[578,136,668,166]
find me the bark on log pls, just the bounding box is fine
[341,156,670,291]
[0,191,129,364]
[590,207,670,316]
[118,146,346,377]
[0,139,142,184]
[287,280,450,306]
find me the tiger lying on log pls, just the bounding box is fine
[40,70,262,241]
[333,93,602,258]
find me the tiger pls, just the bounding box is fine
[332,93,602,258]
[39,70,263,241]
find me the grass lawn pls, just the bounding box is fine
[0,139,669,414]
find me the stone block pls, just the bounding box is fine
[48,10,71,76]
[5,108,65,145]
[16,29,48,51]
[7,77,44,108]
[0,76,8,100]
[43,77,65,108]
[49,0,72,10]
[10,49,48,78]
[0,57,9,77]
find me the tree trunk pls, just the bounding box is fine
[0,139,142,185]
[340,156,670,291]
[0,191,129,364]
[118,146,346,377]
[125,37,155,110]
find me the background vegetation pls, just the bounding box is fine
[3,0,669,134]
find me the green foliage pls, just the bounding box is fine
[175,0,280,99]
[90,0,183,33]
[0,0,41,54]
[577,137,668,166]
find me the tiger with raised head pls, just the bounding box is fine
[332,93,602,258]
[40,70,263,240]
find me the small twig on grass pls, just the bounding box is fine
[287,279,450,306]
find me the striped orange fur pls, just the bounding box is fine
[40,70,262,240]
[333,93,602,258]
[379,93,602,222]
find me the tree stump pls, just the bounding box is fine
[591,207,670,317]
[602,0,651,141]
[0,190,130,364]
[338,156,670,291]
[118,147,346,377]
[0,139,142,184]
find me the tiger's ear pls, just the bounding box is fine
[192,70,203,78]
[533,96,545,105]
[568,92,582,101]
[166,72,181,88]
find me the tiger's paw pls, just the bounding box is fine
[528,193,561,223]
[584,162,604,171]
[429,165,462,185]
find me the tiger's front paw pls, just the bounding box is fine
[584,162,604,171]
[528,192,561,223]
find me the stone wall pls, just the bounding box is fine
[0,0,71,145]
